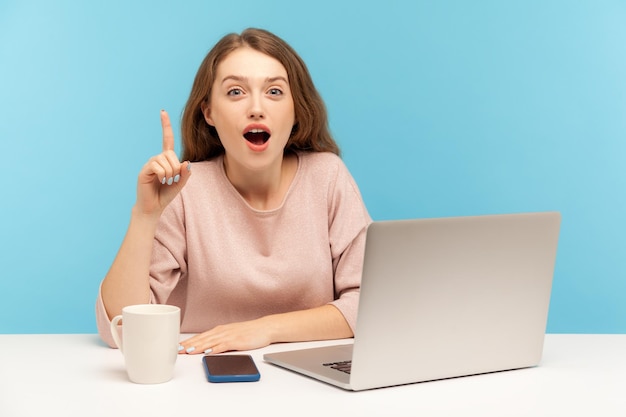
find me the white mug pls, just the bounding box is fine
[110,304,180,384]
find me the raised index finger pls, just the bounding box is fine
[160,109,175,152]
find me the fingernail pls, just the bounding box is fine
[167,177,174,185]
[187,162,192,172]
[178,344,184,352]
[174,174,180,183]
[204,348,213,355]
[161,177,166,185]
[186,346,196,353]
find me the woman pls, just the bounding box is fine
[96,28,371,355]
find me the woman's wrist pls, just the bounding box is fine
[130,205,162,227]
[256,314,282,345]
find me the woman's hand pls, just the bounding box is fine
[178,305,353,355]
[135,110,192,217]
[100,110,193,320]
[178,319,274,355]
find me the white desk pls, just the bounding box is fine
[0,334,624,416]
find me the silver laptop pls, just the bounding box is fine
[264,212,561,390]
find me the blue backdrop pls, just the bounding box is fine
[1,0,624,334]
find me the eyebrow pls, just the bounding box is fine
[220,75,289,85]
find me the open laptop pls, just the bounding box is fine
[264,212,561,391]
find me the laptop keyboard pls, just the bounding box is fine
[323,360,352,374]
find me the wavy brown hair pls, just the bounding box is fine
[181,28,339,162]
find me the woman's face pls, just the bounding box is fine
[203,47,295,173]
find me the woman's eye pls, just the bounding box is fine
[268,88,283,96]
[227,88,243,96]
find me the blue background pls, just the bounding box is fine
[1,0,624,334]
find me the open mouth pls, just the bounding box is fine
[243,129,270,145]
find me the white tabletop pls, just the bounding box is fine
[0,334,624,416]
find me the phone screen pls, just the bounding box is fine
[202,354,260,382]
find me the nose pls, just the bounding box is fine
[247,94,264,119]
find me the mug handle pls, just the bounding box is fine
[110,315,123,353]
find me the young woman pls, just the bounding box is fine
[96,28,371,355]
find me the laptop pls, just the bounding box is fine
[264,212,561,391]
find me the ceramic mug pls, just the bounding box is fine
[110,304,180,384]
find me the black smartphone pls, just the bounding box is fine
[202,354,261,383]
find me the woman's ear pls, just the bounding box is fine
[200,101,214,126]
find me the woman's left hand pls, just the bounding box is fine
[178,305,353,355]
[178,319,273,355]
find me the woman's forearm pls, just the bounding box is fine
[100,207,160,319]
[178,304,353,354]
[262,304,353,344]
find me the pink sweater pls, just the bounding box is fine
[96,151,372,347]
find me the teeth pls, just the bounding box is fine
[248,129,266,133]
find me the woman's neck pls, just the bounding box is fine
[223,153,298,211]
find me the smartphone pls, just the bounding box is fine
[202,354,261,383]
